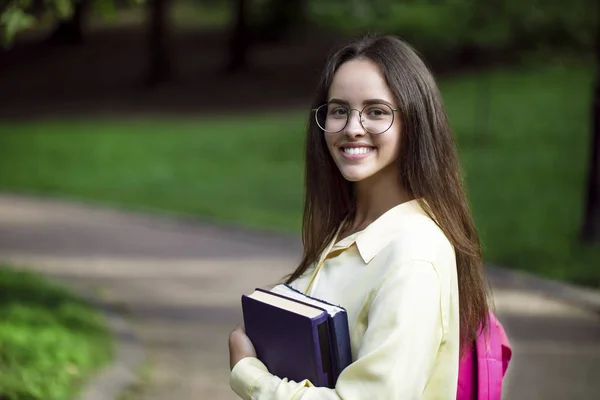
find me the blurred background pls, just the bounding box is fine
[1,0,598,285]
[0,1,599,399]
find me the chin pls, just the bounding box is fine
[339,168,374,182]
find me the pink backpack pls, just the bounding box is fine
[457,312,512,400]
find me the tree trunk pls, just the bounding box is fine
[582,20,600,242]
[47,0,90,45]
[226,0,249,73]
[255,0,306,43]
[582,66,600,241]
[145,0,173,85]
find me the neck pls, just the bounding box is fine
[350,167,412,232]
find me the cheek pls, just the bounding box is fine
[374,131,401,159]
[324,135,337,154]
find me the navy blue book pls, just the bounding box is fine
[241,284,352,388]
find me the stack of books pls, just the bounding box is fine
[241,284,352,388]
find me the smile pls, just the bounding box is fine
[343,147,373,155]
[340,146,375,159]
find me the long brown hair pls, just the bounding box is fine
[284,35,489,353]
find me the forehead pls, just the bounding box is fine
[328,58,395,104]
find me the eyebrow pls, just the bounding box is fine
[328,98,395,108]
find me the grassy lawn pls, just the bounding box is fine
[0,62,598,287]
[0,265,113,400]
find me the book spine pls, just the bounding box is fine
[311,314,334,388]
[329,312,353,382]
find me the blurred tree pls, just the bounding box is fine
[1,0,48,46]
[308,0,596,65]
[226,0,307,72]
[582,18,600,242]
[46,0,91,44]
[0,0,119,46]
[252,0,306,43]
[0,0,173,84]
[226,0,248,72]
[1,1,595,84]
[145,0,173,85]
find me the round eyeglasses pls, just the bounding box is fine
[313,102,399,134]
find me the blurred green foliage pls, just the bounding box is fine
[0,265,113,400]
[0,0,139,45]
[1,0,596,54]
[308,0,596,56]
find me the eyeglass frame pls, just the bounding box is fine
[312,102,400,134]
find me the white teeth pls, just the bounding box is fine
[343,147,373,155]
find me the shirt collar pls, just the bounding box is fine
[330,199,428,264]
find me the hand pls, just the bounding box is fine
[229,324,257,370]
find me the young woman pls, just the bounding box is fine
[228,35,489,399]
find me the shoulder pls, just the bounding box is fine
[365,213,456,297]
[384,213,455,265]
[373,216,458,332]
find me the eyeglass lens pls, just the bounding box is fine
[315,102,394,134]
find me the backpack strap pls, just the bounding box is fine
[476,312,512,400]
[456,346,476,399]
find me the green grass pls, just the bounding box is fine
[0,62,598,287]
[0,112,307,230]
[0,266,113,400]
[441,62,598,286]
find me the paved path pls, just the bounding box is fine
[0,194,599,400]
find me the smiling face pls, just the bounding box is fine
[324,58,402,184]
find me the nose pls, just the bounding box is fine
[344,109,366,138]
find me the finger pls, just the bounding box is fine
[229,326,247,345]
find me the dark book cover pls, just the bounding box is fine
[328,310,352,380]
[280,285,353,381]
[241,290,335,388]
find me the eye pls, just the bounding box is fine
[364,105,392,118]
[328,107,348,117]
[367,108,388,117]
